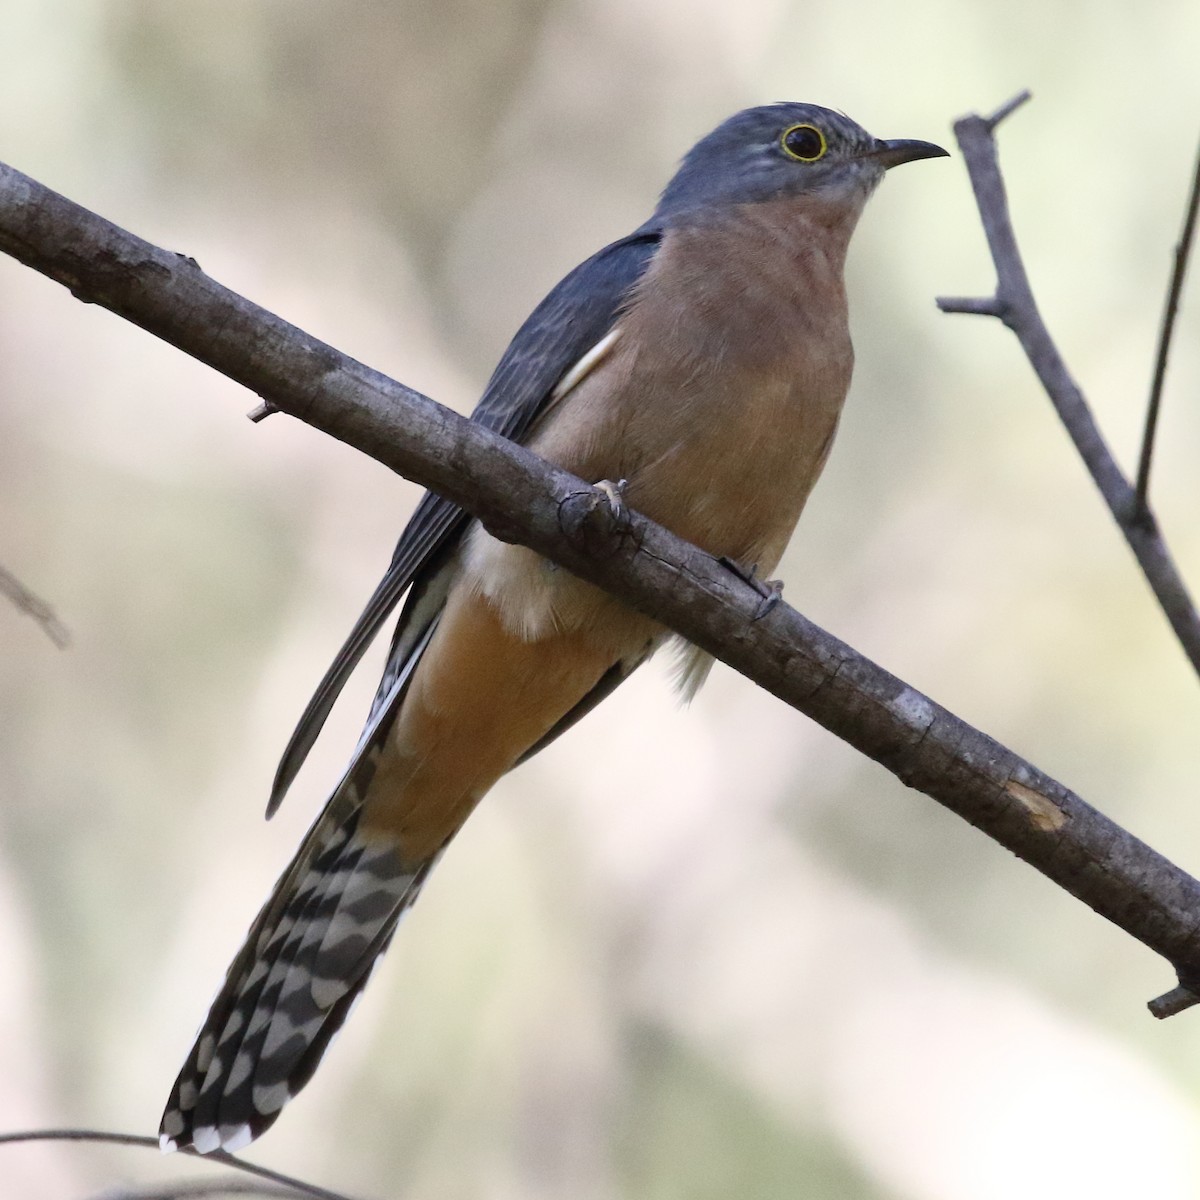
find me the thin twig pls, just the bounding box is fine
[984,88,1031,129]
[87,1178,295,1199]
[934,296,1002,317]
[1135,132,1200,514]
[0,1130,361,1200]
[936,91,1200,680]
[0,561,70,647]
[4,155,1200,1011]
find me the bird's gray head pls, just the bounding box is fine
[654,102,946,224]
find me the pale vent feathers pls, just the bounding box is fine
[669,637,715,702]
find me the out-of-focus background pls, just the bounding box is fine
[2,2,1199,1197]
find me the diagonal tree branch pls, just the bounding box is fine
[937,91,1200,681]
[2,153,1200,1017]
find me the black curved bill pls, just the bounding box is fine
[867,138,950,168]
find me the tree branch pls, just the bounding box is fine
[2,154,1200,1015]
[1136,131,1200,514]
[0,1129,356,1200]
[88,1179,298,1199]
[0,561,70,647]
[936,90,1200,681]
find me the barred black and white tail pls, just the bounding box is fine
[160,771,436,1153]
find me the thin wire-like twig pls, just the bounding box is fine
[0,1129,362,1200]
[86,1177,295,1199]
[1135,132,1200,514]
[0,561,70,647]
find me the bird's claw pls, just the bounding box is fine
[751,578,784,620]
[593,478,629,528]
[717,556,784,620]
[558,478,633,553]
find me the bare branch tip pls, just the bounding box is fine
[247,400,279,423]
[1147,984,1200,1019]
[986,89,1033,130]
[936,295,1004,318]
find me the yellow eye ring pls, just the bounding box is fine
[780,123,827,163]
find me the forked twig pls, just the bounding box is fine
[937,91,1200,683]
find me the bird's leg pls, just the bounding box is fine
[717,556,784,620]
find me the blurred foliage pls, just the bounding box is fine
[617,1026,889,1200]
[104,0,555,265]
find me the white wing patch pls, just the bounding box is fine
[549,326,622,405]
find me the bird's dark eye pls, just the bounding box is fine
[780,123,827,163]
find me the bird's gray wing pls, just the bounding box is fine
[266,227,663,816]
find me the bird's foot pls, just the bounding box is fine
[593,478,629,528]
[717,556,784,620]
[558,477,632,554]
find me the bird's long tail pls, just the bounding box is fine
[161,578,632,1154]
[159,735,437,1154]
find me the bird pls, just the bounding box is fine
[159,102,946,1154]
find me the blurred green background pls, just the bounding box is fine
[2,2,1200,1197]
